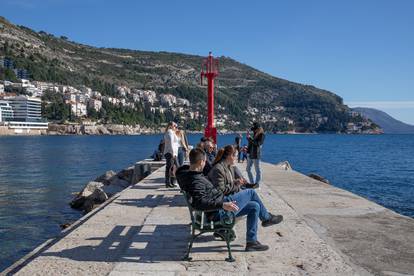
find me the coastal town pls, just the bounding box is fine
[0,56,381,135]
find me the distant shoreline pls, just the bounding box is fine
[0,124,384,136]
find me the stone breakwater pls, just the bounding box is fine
[5,162,414,275]
[70,159,165,214]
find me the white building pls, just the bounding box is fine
[117,86,130,97]
[0,83,4,94]
[137,90,157,104]
[71,102,87,117]
[80,86,92,94]
[0,100,14,122]
[5,95,42,122]
[88,99,102,112]
[92,91,102,99]
[160,94,177,106]
[76,94,86,103]
[132,94,140,102]
[177,98,190,106]
[25,85,43,97]
[21,79,31,88]
[64,93,77,103]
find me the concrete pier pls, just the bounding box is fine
[3,162,414,275]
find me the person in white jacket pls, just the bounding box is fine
[163,121,180,187]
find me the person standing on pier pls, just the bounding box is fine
[164,122,180,188]
[176,128,189,167]
[202,138,216,176]
[235,134,242,163]
[246,122,265,188]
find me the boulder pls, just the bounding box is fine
[109,176,130,188]
[70,196,87,209]
[89,187,108,203]
[117,166,134,184]
[275,161,292,171]
[82,198,95,213]
[102,185,124,197]
[95,170,117,185]
[78,181,104,197]
[70,181,108,212]
[308,173,330,184]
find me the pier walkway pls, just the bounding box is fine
[4,162,414,275]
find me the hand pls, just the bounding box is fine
[235,179,245,186]
[223,201,239,212]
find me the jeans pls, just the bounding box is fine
[177,147,185,167]
[217,189,271,242]
[246,157,262,185]
[164,153,177,186]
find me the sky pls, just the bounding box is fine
[1,0,413,124]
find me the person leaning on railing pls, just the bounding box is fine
[176,148,284,252]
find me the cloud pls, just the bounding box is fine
[346,101,414,109]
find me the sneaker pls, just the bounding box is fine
[245,241,269,252]
[262,213,283,227]
[244,183,259,189]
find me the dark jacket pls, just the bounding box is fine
[205,150,216,165]
[176,165,224,211]
[247,132,265,159]
[203,150,216,176]
[208,161,240,195]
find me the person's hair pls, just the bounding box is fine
[200,137,208,142]
[213,145,236,166]
[189,148,206,165]
[254,127,264,138]
[165,121,176,133]
[196,142,204,149]
[176,129,183,138]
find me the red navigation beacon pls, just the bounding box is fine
[200,52,219,144]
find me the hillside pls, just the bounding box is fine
[353,107,414,134]
[0,16,380,133]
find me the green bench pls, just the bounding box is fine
[181,190,237,262]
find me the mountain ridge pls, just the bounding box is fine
[352,107,414,134]
[0,16,380,133]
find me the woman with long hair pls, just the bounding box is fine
[176,128,189,167]
[163,121,179,188]
[208,145,254,195]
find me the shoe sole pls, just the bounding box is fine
[262,217,283,227]
[245,246,269,252]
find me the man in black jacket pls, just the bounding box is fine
[176,148,283,252]
[246,122,265,188]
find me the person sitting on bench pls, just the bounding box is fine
[208,145,258,195]
[176,148,283,251]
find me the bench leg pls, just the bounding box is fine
[182,228,195,261]
[224,230,235,262]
